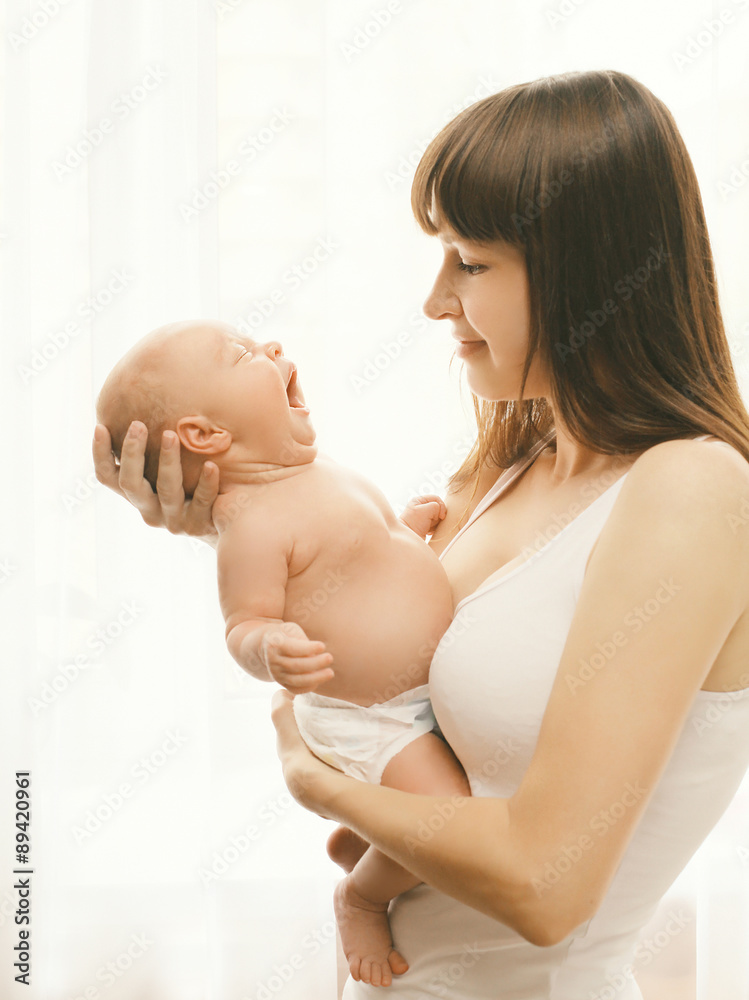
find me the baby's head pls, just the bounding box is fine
[96,320,313,497]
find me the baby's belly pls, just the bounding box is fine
[284,528,454,706]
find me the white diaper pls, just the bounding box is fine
[292,684,438,784]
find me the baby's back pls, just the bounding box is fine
[220,454,454,705]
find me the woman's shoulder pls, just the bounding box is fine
[588,435,749,691]
[608,433,749,590]
[626,434,749,495]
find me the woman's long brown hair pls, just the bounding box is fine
[411,69,749,521]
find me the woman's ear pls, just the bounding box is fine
[175,415,232,455]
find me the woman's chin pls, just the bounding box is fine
[465,372,545,403]
[466,376,512,402]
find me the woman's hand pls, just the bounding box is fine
[270,689,343,816]
[92,421,220,539]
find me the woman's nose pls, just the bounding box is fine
[423,272,460,322]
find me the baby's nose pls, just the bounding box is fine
[262,340,283,359]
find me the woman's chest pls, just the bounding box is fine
[431,470,612,610]
[427,546,582,796]
[435,500,539,609]
[429,462,749,699]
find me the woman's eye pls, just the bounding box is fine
[457,260,484,275]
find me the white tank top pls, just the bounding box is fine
[344,429,749,1000]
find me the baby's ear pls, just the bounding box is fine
[176,415,232,455]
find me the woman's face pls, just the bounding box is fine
[423,221,548,401]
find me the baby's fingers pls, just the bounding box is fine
[422,497,447,519]
[269,635,329,659]
[271,652,335,675]
[281,668,336,695]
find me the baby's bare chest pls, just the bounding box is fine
[289,502,389,574]
[283,473,443,619]
[286,474,409,586]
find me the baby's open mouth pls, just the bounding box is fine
[285,365,306,408]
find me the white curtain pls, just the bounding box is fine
[2,1,748,998]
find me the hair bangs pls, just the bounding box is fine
[411,89,535,249]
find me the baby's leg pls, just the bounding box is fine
[327,825,369,873]
[334,732,470,987]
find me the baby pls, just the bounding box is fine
[95,320,470,988]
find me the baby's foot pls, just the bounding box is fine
[326,826,369,873]
[333,876,409,987]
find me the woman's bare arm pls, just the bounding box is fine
[92,421,220,542]
[272,439,749,947]
[271,690,536,931]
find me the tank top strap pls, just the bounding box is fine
[438,428,556,563]
[437,431,726,564]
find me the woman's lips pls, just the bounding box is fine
[454,338,486,358]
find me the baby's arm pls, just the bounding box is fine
[217,516,334,693]
[399,493,447,539]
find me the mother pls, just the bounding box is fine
[94,70,749,998]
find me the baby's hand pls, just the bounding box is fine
[400,494,447,539]
[261,621,335,695]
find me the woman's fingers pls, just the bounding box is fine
[185,461,220,536]
[92,425,124,496]
[271,689,304,753]
[116,423,165,526]
[93,421,219,537]
[117,422,147,492]
[96,421,164,526]
[270,690,338,810]
[155,431,187,529]
[154,432,220,537]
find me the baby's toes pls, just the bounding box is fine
[359,959,372,985]
[370,961,386,988]
[348,955,362,983]
[389,949,409,976]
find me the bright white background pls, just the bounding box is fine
[1,1,749,998]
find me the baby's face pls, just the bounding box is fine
[180,324,313,446]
